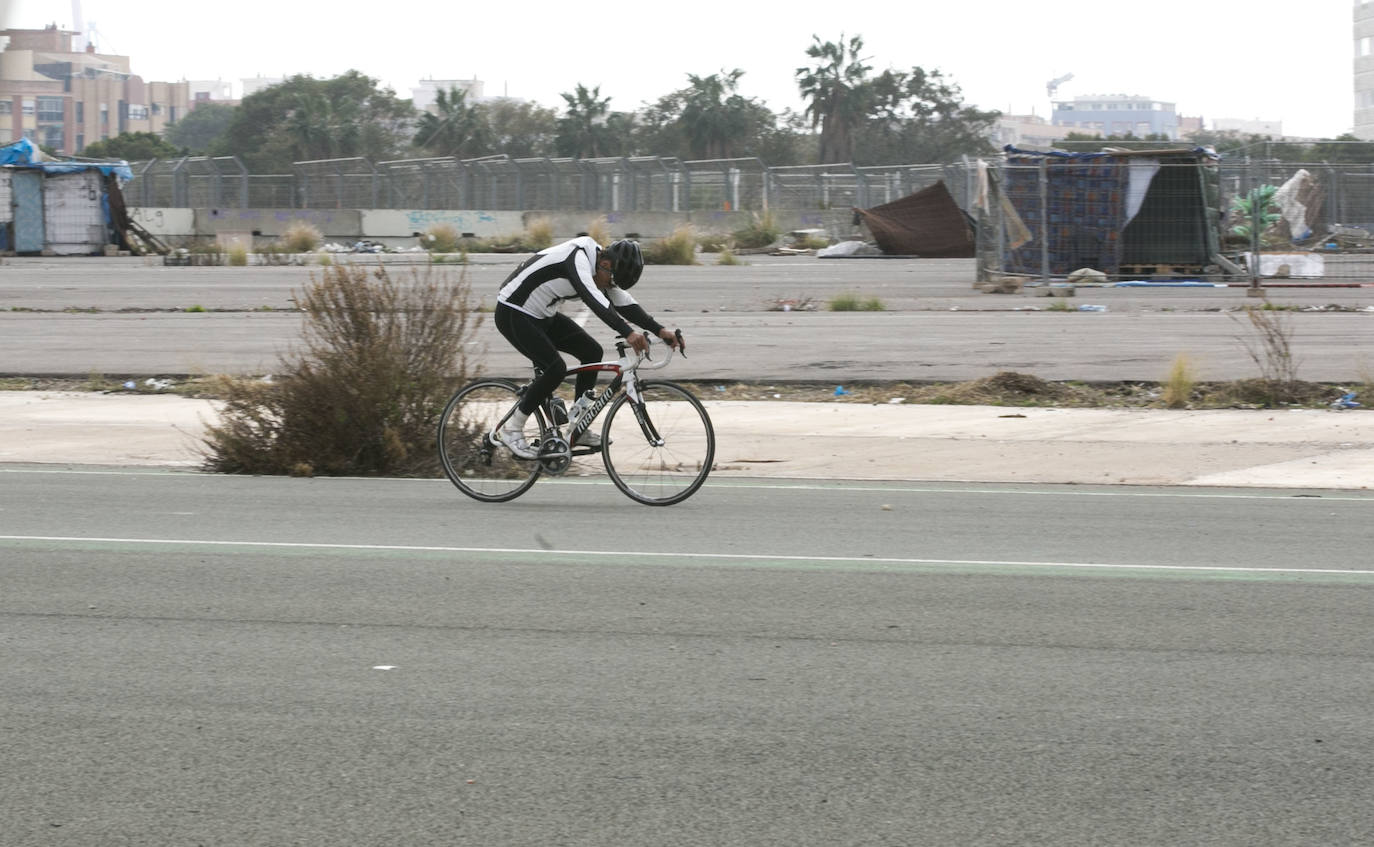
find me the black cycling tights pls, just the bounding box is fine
[496,304,604,416]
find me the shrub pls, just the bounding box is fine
[717,247,743,266]
[423,223,462,254]
[733,211,780,249]
[202,263,481,477]
[280,221,323,253]
[643,225,699,265]
[226,243,249,266]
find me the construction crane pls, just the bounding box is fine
[1046,73,1074,99]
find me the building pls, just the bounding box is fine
[1051,94,1179,139]
[989,113,1062,150]
[1356,0,1374,139]
[189,79,234,104]
[412,77,484,114]
[0,25,189,155]
[240,76,283,98]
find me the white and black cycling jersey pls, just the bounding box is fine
[496,236,647,336]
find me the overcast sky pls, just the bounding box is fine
[2,0,1359,139]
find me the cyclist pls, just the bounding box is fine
[494,236,680,459]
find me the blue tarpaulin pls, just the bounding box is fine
[0,137,133,181]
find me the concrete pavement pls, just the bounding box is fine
[1,391,1370,490]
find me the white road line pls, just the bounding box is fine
[2,466,1370,501]
[2,534,1373,577]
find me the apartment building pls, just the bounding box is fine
[0,24,189,155]
[1356,0,1374,138]
[1051,94,1180,140]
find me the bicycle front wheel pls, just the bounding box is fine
[437,379,541,502]
[602,380,714,506]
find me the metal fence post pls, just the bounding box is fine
[1038,157,1049,282]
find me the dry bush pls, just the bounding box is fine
[280,221,323,253]
[585,217,611,246]
[1162,353,1196,408]
[523,216,554,251]
[733,211,781,249]
[696,232,733,253]
[643,225,699,265]
[1232,304,1302,405]
[424,223,462,253]
[202,263,481,477]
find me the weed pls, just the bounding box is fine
[1162,353,1196,408]
[829,293,885,311]
[717,248,743,266]
[643,225,699,265]
[733,211,780,249]
[202,262,482,477]
[317,253,333,267]
[423,223,462,254]
[792,233,831,250]
[1231,304,1300,405]
[585,217,611,246]
[1046,298,1073,312]
[697,232,733,253]
[523,217,554,251]
[280,221,323,253]
[226,243,249,266]
[185,304,207,313]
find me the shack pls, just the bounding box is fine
[997,145,1223,278]
[0,137,134,255]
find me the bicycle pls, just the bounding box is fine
[437,332,715,506]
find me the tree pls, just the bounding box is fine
[415,86,489,158]
[479,99,558,158]
[635,70,799,163]
[677,70,769,160]
[853,67,999,164]
[211,71,412,172]
[165,102,236,154]
[556,84,616,158]
[796,34,874,163]
[81,131,180,160]
[797,33,999,165]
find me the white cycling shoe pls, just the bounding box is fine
[496,424,539,459]
[572,428,602,449]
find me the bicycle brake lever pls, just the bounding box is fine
[674,328,686,357]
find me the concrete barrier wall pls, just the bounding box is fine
[127,207,861,246]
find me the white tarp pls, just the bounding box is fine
[43,170,106,254]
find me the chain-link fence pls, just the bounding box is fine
[123,146,1374,280]
[975,144,1374,283]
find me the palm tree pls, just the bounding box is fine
[415,86,488,157]
[679,70,757,160]
[795,34,873,163]
[556,84,613,158]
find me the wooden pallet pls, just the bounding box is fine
[1117,263,1208,278]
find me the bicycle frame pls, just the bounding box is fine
[502,342,677,469]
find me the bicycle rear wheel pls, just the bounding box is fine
[602,380,714,506]
[437,379,541,502]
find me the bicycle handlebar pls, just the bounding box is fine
[616,333,681,372]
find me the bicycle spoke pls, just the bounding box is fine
[602,381,714,506]
[437,380,541,502]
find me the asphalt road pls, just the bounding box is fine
[5,467,1374,845]
[1,255,1372,382]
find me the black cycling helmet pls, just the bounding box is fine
[602,239,644,289]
